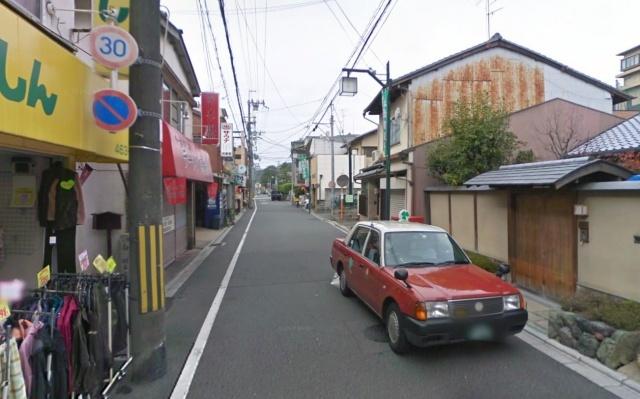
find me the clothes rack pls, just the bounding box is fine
[48,273,132,399]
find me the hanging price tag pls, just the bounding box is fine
[37,266,51,288]
[106,257,117,273]
[78,250,90,272]
[93,255,108,274]
[0,300,11,322]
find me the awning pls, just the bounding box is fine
[354,164,407,181]
[162,122,213,182]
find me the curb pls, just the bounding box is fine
[310,211,350,233]
[165,210,245,298]
[523,325,640,396]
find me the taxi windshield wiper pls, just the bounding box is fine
[393,261,436,268]
[433,260,470,266]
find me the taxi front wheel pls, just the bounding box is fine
[385,303,411,354]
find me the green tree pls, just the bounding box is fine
[427,92,530,185]
[278,182,292,194]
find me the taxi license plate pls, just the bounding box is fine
[467,324,493,341]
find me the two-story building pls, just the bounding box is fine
[300,135,365,209]
[358,33,631,220]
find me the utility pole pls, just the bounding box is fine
[330,103,336,217]
[383,61,391,221]
[247,97,266,208]
[129,0,166,382]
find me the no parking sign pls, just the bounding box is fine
[93,89,137,132]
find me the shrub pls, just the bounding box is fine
[466,251,499,273]
[561,290,640,331]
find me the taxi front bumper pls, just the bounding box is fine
[402,309,528,347]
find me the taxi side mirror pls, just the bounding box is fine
[394,268,411,288]
[496,263,510,278]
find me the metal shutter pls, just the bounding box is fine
[389,189,406,219]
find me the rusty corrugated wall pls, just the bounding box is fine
[412,55,545,145]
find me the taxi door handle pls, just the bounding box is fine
[358,263,365,268]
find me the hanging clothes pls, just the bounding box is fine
[18,321,42,397]
[0,338,27,399]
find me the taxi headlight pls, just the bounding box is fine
[425,301,449,318]
[503,295,521,311]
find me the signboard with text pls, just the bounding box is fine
[163,177,187,205]
[221,123,233,158]
[201,92,220,145]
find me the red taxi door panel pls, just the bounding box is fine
[344,227,370,297]
[358,230,388,312]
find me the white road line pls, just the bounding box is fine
[170,202,259,399]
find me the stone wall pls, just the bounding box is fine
[549,310,640,371]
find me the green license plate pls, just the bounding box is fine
[468,324,493,341]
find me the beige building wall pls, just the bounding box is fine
[576,192,640,302]
[476,191,509,261]
[429,193,450,232]
[450,194,475,250]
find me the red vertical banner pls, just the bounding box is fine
[207,182,219,199]
[163,177,187,205]
[201,92,220,145]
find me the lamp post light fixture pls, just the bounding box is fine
[340,62,392,220]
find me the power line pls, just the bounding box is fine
[171,0,327,16]
[199,0,240,129]
[325,0,383,65]
[350,0,392,69]
[234,3,302,124]
[218,0,247,135]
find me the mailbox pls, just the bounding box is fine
[92,212,122,257]
[92,212,122,231]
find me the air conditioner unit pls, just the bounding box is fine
[371,150,381,162]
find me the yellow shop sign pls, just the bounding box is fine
[0,3,129,162]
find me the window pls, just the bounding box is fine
[363,147,376,157]
[364,230,381,265]
[390,108,401,146]
[621,54,640,71]
[170,89,183,132]
[348,227,370,253]
[384,232,469,267]
[10,0,41,19]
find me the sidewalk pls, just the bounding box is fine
[165,211,245,298]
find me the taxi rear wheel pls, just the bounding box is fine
[338,267,352,297]
[385,303,411,354]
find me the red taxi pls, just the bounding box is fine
[330,221,527,354]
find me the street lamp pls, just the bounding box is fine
[340,62,392,220]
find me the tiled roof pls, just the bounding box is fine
[464,157,632,189]
[568,115,640,156]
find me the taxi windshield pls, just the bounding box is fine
[384,231,469,267]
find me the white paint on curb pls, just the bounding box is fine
[520,326,640,398]
[170,202,258,399]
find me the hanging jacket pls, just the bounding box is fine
[0,338,27,399]
[72,308,96,395]
[46,169,85,230]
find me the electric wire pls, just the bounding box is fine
[200,0,241,129]
[171,0,327,16]
[218,0,248,134]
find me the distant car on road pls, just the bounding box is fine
[330,221,527,354]
[271,191,282,201]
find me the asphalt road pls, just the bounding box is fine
[175,200,616,399]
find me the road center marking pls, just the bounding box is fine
[170,202,259,399]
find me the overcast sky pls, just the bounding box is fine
[160,0,640,167]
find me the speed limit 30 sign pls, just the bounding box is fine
[90,25,139,70]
